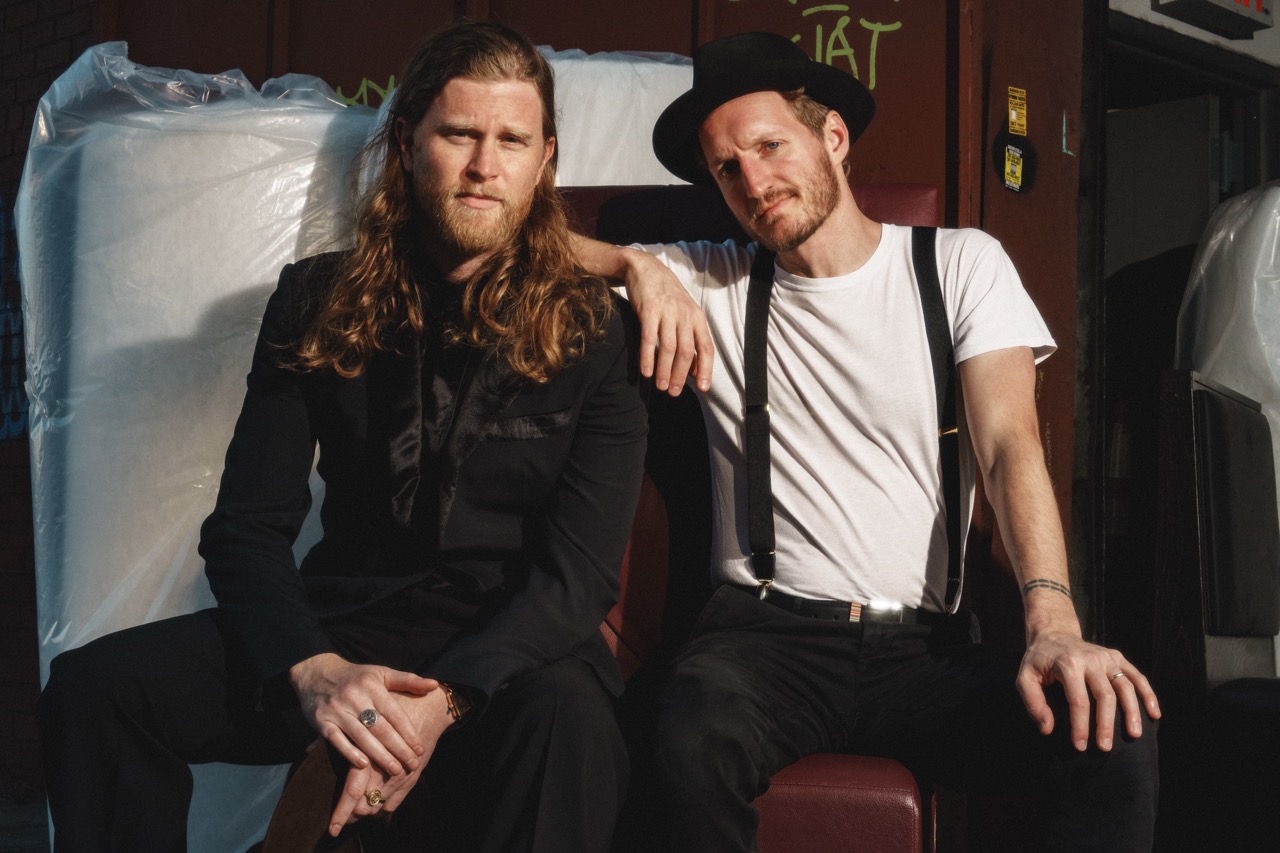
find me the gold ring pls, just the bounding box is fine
[365,789,383,807]
[1110,671,1125,681]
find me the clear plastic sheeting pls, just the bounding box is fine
[544,48,691,185]
[1177,181,1280,479]
[1176,181,1280,671]
[18,42,375,852]
[18,41,689,851]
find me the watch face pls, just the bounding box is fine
[444,684,473,719]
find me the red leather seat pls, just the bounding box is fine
[757,755,926,853]
[579,181,941,853]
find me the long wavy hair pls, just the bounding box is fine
[293,21,612,383]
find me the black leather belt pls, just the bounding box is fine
[730,583,943,625]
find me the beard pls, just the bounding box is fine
[744,158,842,253]
[424,182,531,257]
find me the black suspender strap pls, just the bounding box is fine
[742,228,962,611]
[911,226,963,611]
[744,248,778,594]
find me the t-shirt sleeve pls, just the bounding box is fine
[632,239,754,305]
[937,228,1057,365]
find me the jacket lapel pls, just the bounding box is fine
[437,351,522,539]
[366,340,425,531]
[366,314,522,543]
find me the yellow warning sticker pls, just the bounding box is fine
[1008,87,1027,136]
[1004,144,1024,191]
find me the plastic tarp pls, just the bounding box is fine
[1175,181,1280,668]
[545,48,691,186]
[18,41,690,851]
[1176,182,1280,494]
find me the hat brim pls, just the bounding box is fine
[653,60,875,186]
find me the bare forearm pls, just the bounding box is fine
[568,231,715,395]
[982,441,1081,642]
[963,348,1161,745]
[959,348,1079,642]
[569,232,651,281]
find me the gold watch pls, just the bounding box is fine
[441,683,473,721]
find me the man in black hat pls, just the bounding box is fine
[576,31,1160,852]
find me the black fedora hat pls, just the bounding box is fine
[653,32,875,186]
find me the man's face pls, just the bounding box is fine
[698,91,842,253]
[397,77,554,261]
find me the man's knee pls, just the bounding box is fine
[1081,710,1160,808]
[39,614,232,749]
[490,657,625,759]
[1029,686,1160,837]
[1043,685,1160,782]
[647,663,774,801]
[39,641,121,729]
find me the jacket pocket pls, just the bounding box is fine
[487,407,573,441]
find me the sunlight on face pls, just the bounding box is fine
[399,77,554,260]
[700,91,841,253]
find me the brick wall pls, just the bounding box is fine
[1,0,99,802]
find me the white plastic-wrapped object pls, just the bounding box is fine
[20,40,373,668]
[1176,181,1280,670]
[18,42,375,852]
[543,47,691,185]
[18,40,690,851]
[1176,182,1280,489]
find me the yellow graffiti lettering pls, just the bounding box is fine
[824,16,857,79]
[786,3,901,90]
[336,75,397,107]
[859,19,902,91]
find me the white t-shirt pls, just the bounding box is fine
[639,224,1056,611]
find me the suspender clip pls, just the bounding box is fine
[756,578,774,600]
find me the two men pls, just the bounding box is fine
[580,32,1162,852]
[39,19,1160,852]
[39,22,646,852]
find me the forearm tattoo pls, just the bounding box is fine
[1022,578,1073,600]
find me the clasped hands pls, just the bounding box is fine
[289,652,456,837]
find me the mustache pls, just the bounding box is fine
[749,189,796,222]
[455,187,505,204]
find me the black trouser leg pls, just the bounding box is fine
[400,656,628,853]
[37,610,305,853]
[621,586,1160,853]
[626,587,849,853]
[847,636,1160,853]
[1003,686,1159,853]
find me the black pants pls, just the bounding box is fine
[619,585,1159,853]
[37,608,627,853]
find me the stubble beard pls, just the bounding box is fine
[746,159,842,254]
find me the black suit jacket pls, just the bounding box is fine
[198,253,647,702]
